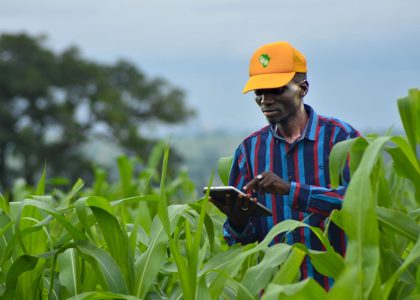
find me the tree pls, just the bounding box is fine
[0,33,194,189]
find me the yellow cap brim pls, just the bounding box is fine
[242,72,295,94]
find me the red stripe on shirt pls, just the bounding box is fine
[313,121,321,186]
[254,135,261,177]
[329,127,336,149]
[319,220,330,290]
[323,191,344,199]
[270,136,279,243]
[293,148,300,207]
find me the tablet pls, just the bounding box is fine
[203,186,272,217]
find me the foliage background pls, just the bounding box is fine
[0,33,194,189]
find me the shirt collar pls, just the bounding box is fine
[270,104,318,142]
[303,104,318,141]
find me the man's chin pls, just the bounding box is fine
[266,116,284,124]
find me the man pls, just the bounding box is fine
[211,41,359,289]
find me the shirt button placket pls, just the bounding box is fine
[286,151,294,183]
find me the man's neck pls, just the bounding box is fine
[275,105,308,144]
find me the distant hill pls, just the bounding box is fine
[171,131,247,189]
[84,126,405,191]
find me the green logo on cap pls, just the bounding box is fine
[259,54,271,68]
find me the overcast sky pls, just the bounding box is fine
[1,0,419,135]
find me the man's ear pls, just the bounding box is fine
[300,80,309,97]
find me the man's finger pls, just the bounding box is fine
[257,177,269,193]
[243,178,256,192]
[243,175,262,192]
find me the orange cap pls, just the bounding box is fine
[242,41,307,94]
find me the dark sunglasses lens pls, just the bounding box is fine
[255,87,286,96]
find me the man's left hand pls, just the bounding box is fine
[244,171,291,195]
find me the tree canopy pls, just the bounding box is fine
[0,33,194,189]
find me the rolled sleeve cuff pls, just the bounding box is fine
[227,219,253,238]
[223,219,256,245]
[287,182,311,212]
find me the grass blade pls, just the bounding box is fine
[218,156,233,185]
[75,240,129,293]
[3,255,39,300]
[58,248,80,296]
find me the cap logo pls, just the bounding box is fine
[259,54,271,68]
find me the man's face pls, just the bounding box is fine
[254,81,305,124]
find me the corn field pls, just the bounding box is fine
[0,89,419,299]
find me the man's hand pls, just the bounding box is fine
[209,193,257,232]
[244,171,291,195]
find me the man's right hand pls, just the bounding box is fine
[209,193,258,232]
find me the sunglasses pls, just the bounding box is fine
[254,86,287,96]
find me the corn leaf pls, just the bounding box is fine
[262,278,326,300]
[3,255,39,300]
[381,236,420,299]
[35,163,46,196]
[75,240,129,293]
[330,137,390,299]
[67,291,142,300]
[329,137,366,188]
[135,204,187,298]
[58,248,80,297]
[376,206,419,242]
[239,243,292,298]
[397,89,419,153]
[218,156,233,185]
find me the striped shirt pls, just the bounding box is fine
[223,104,360,290]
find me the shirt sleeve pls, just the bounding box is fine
[287,129,360,217]
[222,144,258,245]
[287,182,346,217]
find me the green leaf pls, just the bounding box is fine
[188,201,216,253]
[329,137,367,188]
[331,137,390,299]
[1,215,52,265]
[3,255,39,300]
[218,156,233,185]
[61,178,85,206]
[93,207,134,292]
[387,138,420,194]
[297,246,344,279]
[328,209,344,230]
[78,196,134,293]
[262,278,326,300]
[271,247,306,285]
[183,171,214,295]
[0,210,13,255]
[75,240,129,294]
[157,143,171,236]
[67,291,142,300]
[147,140,165,170]
[117,155,134,197]
[135,204,188,298]
[397,89,419,153]
[381,236,420,299]
[376,206,419,242]
[35,163,47,195]
[197,276,212,300]
[15,199,87,242]
[0,193,9,213]
[203,268,255,300]
[239,243,292,298]
[58,248,80,296]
